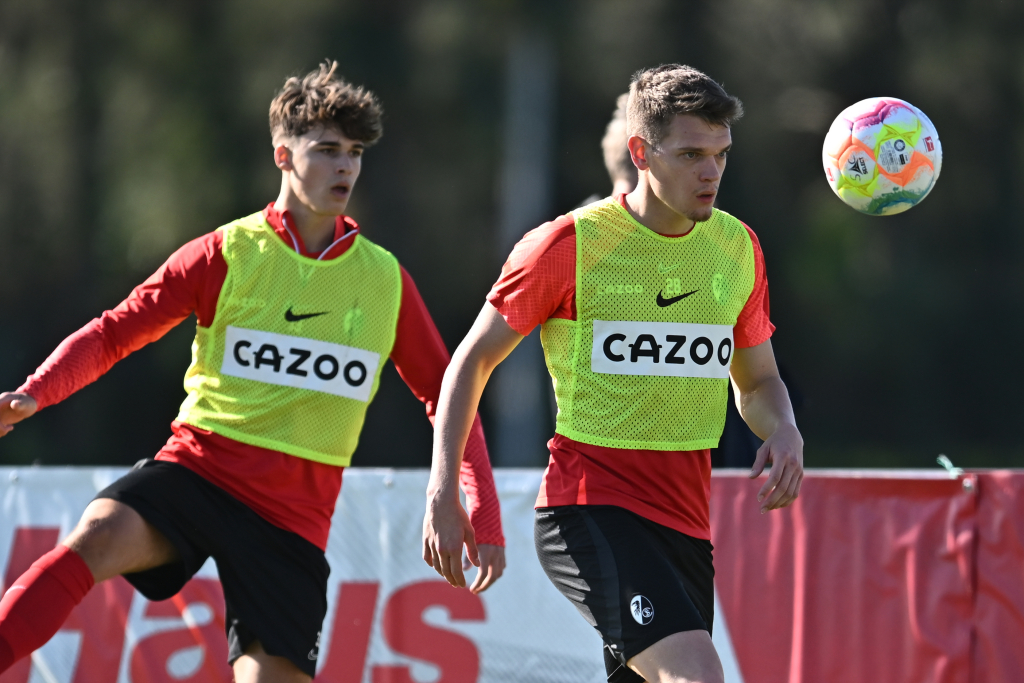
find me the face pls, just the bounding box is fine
[275,126,364,216]
[629,114,732,223]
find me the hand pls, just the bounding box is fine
[0,393,37,438]
[463,543,505,594]
[423,494,479,589]
[749,423,803,514]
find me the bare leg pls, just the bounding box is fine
[0,498,180,672]
[627,630,724,683]
[61,498,179,581]
[233,641,310,683]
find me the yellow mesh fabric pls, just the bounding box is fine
[539,319,579,426]
[177,212,401,466]
[540,197,755,450]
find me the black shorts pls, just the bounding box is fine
[535,505,714,683]
[97,459,330,677]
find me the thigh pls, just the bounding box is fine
[62,498,179,582]
[232,641,310,683]
[628,630,724,683]
[95,459,218,600]
[535,506,710,681]
[217,509,330,679]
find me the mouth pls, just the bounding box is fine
[696,189,717,204]
[330,183,350,198]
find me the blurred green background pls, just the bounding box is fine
[1,0,1021,469]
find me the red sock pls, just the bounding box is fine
[0,546,94,672]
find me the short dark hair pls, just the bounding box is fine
[269,60,383,145]
[602,93,636,185]
[627,64,743,146]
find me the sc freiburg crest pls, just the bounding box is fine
[630,595,654,625]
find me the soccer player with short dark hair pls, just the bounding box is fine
[0,61,504,682]
[423,64,803,683]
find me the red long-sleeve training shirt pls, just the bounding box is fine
[17,204,504,550]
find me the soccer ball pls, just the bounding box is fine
[822,97,942,216]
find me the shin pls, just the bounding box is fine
[0,546,93,672]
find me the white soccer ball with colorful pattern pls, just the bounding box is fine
[822,97,942,216]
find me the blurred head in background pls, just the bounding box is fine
[626,64,742,224]
[602,93,638,196]
[269,60,384,218]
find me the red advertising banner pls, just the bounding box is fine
[712,472,979,683]
[0,469,1022,682]
[970,472,1024,683]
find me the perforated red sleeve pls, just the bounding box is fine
[486,214,577,335]
[391,267,504,546]
[734,223,775,348]
[17,232,226,409]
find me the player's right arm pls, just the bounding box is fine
[423,304,523,589]
[424,214,574,588]
[0,232,222,439]
[0,394,38,437]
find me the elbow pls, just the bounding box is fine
[449,346,499,386]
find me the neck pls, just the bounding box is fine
[274,186,338,254]
[623,176,695,237]
[611,178,636,197]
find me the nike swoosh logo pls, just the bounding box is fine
[658,263,682,274]
[285,308,329,322]
[655,290,699,307]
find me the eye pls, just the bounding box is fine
[350,149,363,158]
[683,151,698,159]
[718,150,729,158]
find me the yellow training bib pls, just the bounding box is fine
[177,212,401,466]
[540,197,755,451]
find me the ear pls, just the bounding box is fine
[627,135,650,172]
[274,145,293,172]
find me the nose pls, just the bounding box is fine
[337,154,358,175]
[698,156,721,181]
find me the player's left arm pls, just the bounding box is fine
[730,340,804,513]
[390,267,505,593]
[729,224,803,513]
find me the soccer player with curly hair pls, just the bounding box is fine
[0,61,504,682]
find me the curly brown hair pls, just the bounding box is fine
[627,64,743,146]
[269,60,383,145]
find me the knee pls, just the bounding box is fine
[60,498,177,582]
[61,499,140,574]
[64,501,122,548]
